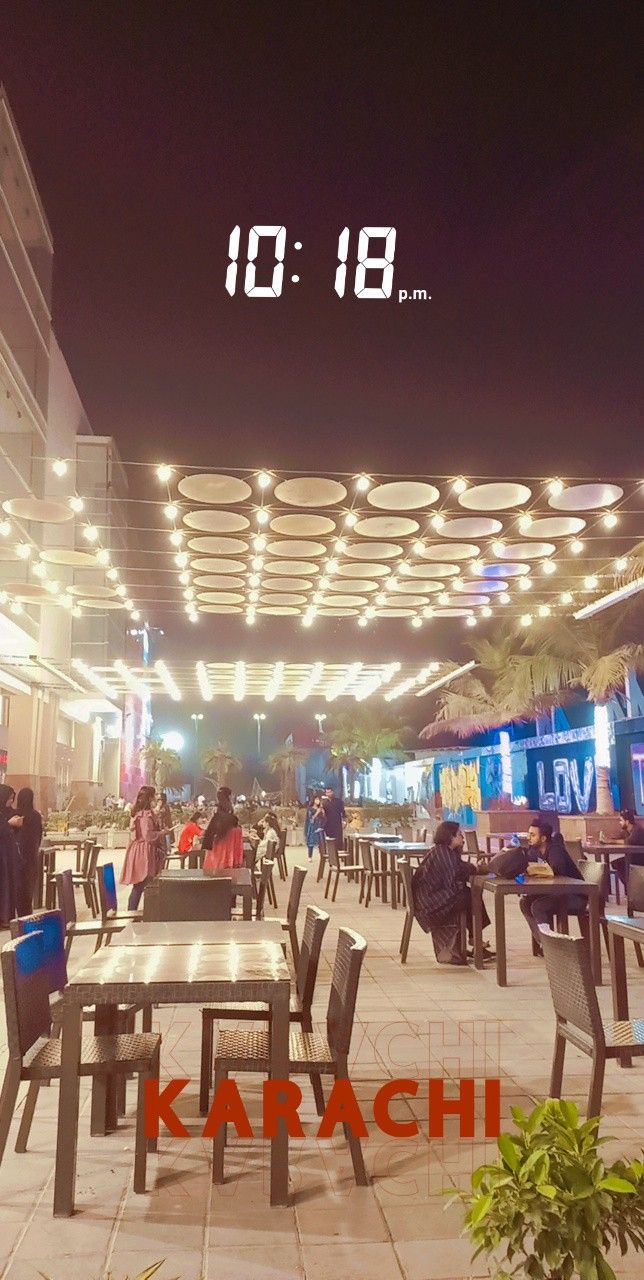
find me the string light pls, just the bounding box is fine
[164,503,178,519]
[174,552,188,568]
[251,555,263,570]
[423,605,434,618]
[615,557,628,571]
[249,589,259,603]
[584,574,599,590]
[69,496,84,513]
[355,474,371,492]
[452,477,468,494]
[518,576,532,591]
[0,521,10,537]
[492,540,505,557]
[155,660,182,701]
[518,514,533,533]
[542,560,556,575]
[438,592,450,605]
[411,616,423,628]
[560,591,573,605]
[413,541,425,554]
[9,601,23,615]
[71,604,82,618]
[233,661,246,701]
[256,508,269,525]
[358,616,368,627]
[52,459,68,477]
[72,658,119,700]
[465,615,477,627]
[169,530,183,547]
[344,511,358,527]
[570,539,584,555]
[32,561,47,579]
[499,592,511,604]
[253,534,267,551]
[481,605,493,618]
[265,662,285,701]
[16,543,31,559]
[115,584,127,597]
[538,604,551,617]
[335,538,347,552]
[96,548,110,566]
[245,608,256,625]
[156,464,173,482]
[106,567,119,581]
[179,571,190,585]
[431,513,445,531]
[548,479,564,497]
[83,525,99,543]
[520,614,533,627]
[257,471,272,489]
[603,511,618,530]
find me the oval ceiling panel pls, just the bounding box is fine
[420,542,480,561]
[496,542,555,560]
[524,516,586,538]
[187,557,245,574]
[438,516,503,538]
[177,473,252,503]
[260,577,312,591]
[259,593,308,606]
[344,541,402,560]
[264,559,319,576]
[457,579,507,594]
[548,483,623,511]
[190,556,247,573]
[80,598,126,610]
[184,512,250,535]
[4,581,50,602]
[381,594,429,607]
[320,593,368,607]
[448,593,490,606]
[336,561,389,578]
[68,583,116,598]
[317,608,359,617]
[199,604,243,614]
[269,513,336,536]
[40,548,98,567]
[193,575,246,589]
[367,481,440,510]
[394,579,443,594]
[480,563,528,579]
[431,607,474,617]
[406,562,460,577]
[267,539,326,558]
[258,605,302,615]
[353,515,420,538]
[457,482,532,511]
[327,578,379,593]
[375,608,415,617]
[183,536,248,556]
[2,498,74,523]
[196,591,246,604]
[274,477,347,507]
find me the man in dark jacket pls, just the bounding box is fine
[323,787,346,848]
[613,808,644,886]
[520,819,586,948]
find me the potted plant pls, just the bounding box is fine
[452,1100,644,1279]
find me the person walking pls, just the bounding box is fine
[304,793,325,861]
[9,787,43,915]
[323,786,346,850]
[120,786,166,910]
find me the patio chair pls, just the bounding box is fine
[275,830,288,880]
[71,840,101,915]
[546,859,610,958]
[358,841,385,908]
[540,927,644,1118]
[464,829,480,856]
[316,832,328,883]
[199,904,329,1114]
[212,926,368,1186]
[143,876,233,922]
[55,869,124,959]
[626,865,644,967]
[0,930,160,1185]
[163,825,190,870]
[240,857,275,921]
[269,864,308,966]
[324,839,363,903]
[97,862,142,925]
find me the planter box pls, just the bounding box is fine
[473,809,540,835]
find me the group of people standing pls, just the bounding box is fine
[304,788,346,860]
[0,784,43,925]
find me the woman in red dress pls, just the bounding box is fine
[202,787,243,870]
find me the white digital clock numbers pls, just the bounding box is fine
[225,225,397,298]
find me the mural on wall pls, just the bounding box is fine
[439,758,481,824]
[631,744,644,817]
[527,744,596,814]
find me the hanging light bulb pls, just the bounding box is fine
[560,591,573,605]
[355,474,371,492]
[548,479,564,498]
[16,542,31,559]
[256,508,269,525]
[344,511,358,527]
[169,530,183,547]
[411,616,423,628]
[107,567,119,581]
[257,471,272,489]
[520,613,533,627]
[156,464,173,482]
[69,496,84,513]
[438,591,450,605]
[431,513,445,531]
[570,539,584,555]
[602,511,618,530]
[358,616,368,627]
[481,605,493,618]
[538,604,551,617]
[518,576,532,591]
[466,615,477,627]
[32,561,47,579]
[499,592,511,604]
[96,547,110,566]
[52,459,68,477]
[0,520,10,537]
[413,540,425,555]
[179,571,190,585]
[452,477,468,494]
[542,560,556,575]
[253,534,267,551]
[615,556,628,571]
[492,540,505,557]
[518,513,533,533]
[174,552,188,568]
[335,538,347,552]
[584,574,599,590]
[83,525,99,543]
[164,503,178,520]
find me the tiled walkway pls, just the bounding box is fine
[0,848,642,1280]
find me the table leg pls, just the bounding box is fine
[588,890,602,986]
[91,1004,119,1134]
[269,985,290,1206]
[390,850,397,910]
[608,931,632,1069]
[53,1001,82,1216]
[472,880,484,970]
[35,850,45,909]
[243,886,252,921]
[380,848,388,904]
[494,895,507,987]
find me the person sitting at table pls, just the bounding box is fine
[520,819,586,953]
[120,785,167,909]
[178,811,204,855]
[412,820,494,965]
[613,808,644,887]
[202,786,243,870]
[256,812,281,860]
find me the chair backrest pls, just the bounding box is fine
[79,838,93,877]
[278,830,287,858]
[55,869,77,926]
[397,857,414,918]
[1,931,52,1060]
[360,842,374,873]
[326,927,367,1059]
[243,840,257,874]
[579,857,609,905]
[88,843,101,877]
[540,928,604,1046]
[98,862,118,918]
[566,838,584,866]
[255,859,274,919]
[286,865,307,925]
[464,829,480,855]
[325,838,339,869]
[10,908,68,994]
[627,864,644,915]
[295,905,330,1011]
[143,877,233,921]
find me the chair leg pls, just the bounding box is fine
[310,1074,325,1117]
[212,1067,228,1182]
[332,870,340,903]
[133,1070,149,1192]
[147,1045,160,1153]
[0,1063,21,1165]
[200,1014,214,1116]
[317,853,325,883]
[358,872,365,904]
[549,1032,566,1098]
[400,914,413,964]
[324,868,332,899]
[15,1079,43,1153]
[634,942,644,968]
[364,874,373,909]
[289,924,299,971]
[587,1052,606,1120]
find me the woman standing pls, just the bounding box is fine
[120,786,166,910]
[202,786,243,870]
[156,791,174,856]
[0,783,21,926]
[9,787,43,915]
[304,793,325,861]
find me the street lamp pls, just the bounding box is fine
[315,713,327,736]
[253,712,266,755]
[191,713,204,794]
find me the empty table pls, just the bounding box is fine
[374,842,429,908]
[117,919,284,946]
[53,936,291,1215]
[472,874,602,986]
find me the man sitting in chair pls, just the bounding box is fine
[520,819,585,954]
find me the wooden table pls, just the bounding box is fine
[374,842,429,908]
[606,914,644,1068]
[484,833,528,855]
[472,875,602,986]
[117,919,284,947]
[354,835,402,902]
[157,867,254,920]
[53,936,291,1215]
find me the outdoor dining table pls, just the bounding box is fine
[373,841,430,908]
[158,866,254,919]
[472,874,602,987]
[353,834,402,900]
[53,934,291,1215]
[116,918,285,947]
[605,914,644,1068]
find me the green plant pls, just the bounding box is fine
[327,706,408,797]
[201,742,242,788]
[452,1100,644,1280]
[267,745,309,804]
[139,739,182,789]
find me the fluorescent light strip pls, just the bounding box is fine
[196,661,213,701]
[71,658,119,700]
[233,660,246,702]
[154,660,182,701]
[415,659,477,698]
[264,661,285,702]
[113,660,150,697]
[0,666,31,696]
[295,661,324,702]
[37,658,86,693]
[573,576,644,620]
[384,677,416,702]
[325,662,363,702]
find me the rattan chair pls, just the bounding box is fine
[316,832,328,883]
[97,862,142,925]
[55,869,124,958]
[548,859,610,957]
[163,825,190,870]
[540,927,644,1117]
[143,875,233,922]
[71,840,101,915]
[358,841,385,908]
[269,864,308,966]
[626,865,644,967]
[324,839,363,902]
[464,829,480,856]
[252,858,275,920]
[0,931,160,1184]
[212,926,368,1186]
[199,904,329,1114]
[275,830,288,880]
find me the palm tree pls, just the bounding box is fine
[267,744,309,804]
[201,742,242,789]
[139,740,182,790]
[327,707,407,799]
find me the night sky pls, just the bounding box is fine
[0,2,641,755]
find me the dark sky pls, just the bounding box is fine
[0,0,641,479]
